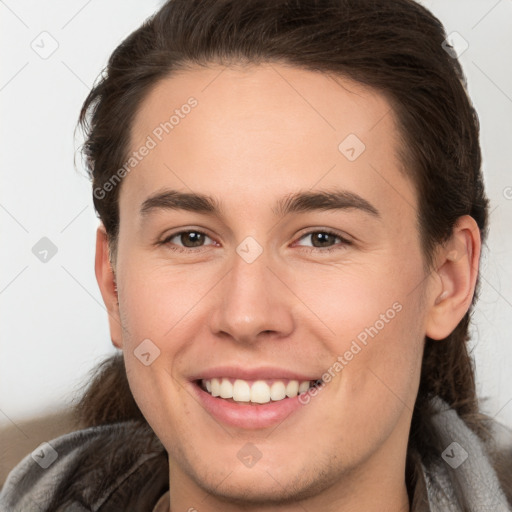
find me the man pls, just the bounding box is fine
[1,0,511,510]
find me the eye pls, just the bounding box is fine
[158,228,351,254]
[294,229,352,253]
[159,229,215,252]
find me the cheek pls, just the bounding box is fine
[335,291,425,418]
[304,263,408,347]
[123,355,183,442]
[310,260,425,398]
[117,261,202,346]
[116,261,209,420]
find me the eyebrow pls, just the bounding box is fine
[140,188,380,219]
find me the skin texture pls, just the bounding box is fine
[95,63,481,512]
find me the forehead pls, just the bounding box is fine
[122,63,416,224]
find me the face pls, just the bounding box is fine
[99,63,440,507]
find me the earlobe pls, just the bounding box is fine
[425,216,481,341]
[95,225,123,349]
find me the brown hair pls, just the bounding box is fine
[75,0,503,487]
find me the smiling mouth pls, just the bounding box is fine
[196,377,321,404]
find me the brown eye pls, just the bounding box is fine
[177,231,206,247]
[309,232,338,248]
[161,230,214,252]
[295,230,352,253]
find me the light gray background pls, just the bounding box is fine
[1,0,511,429]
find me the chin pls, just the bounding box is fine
[195,473,324,506]
[182,451,342,507]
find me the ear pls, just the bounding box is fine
[425,215,481,340]
[95,224,123,349]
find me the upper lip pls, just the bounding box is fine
[190,366,319,382]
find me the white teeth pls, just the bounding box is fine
[201,378,313,403]
[233,379,251,402]
[211,378,221,397]
[285,380,299,397]
[270,381,286,401]
[298,381,310,393]
[251,381,271,403]
[219,378,233,398]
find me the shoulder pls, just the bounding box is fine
[0,420,169,512]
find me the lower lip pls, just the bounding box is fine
[190,381,308,429]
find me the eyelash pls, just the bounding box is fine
[158,228,352,254]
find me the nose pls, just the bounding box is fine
[209,246,295,345]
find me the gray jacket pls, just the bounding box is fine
[1,397,511,511]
